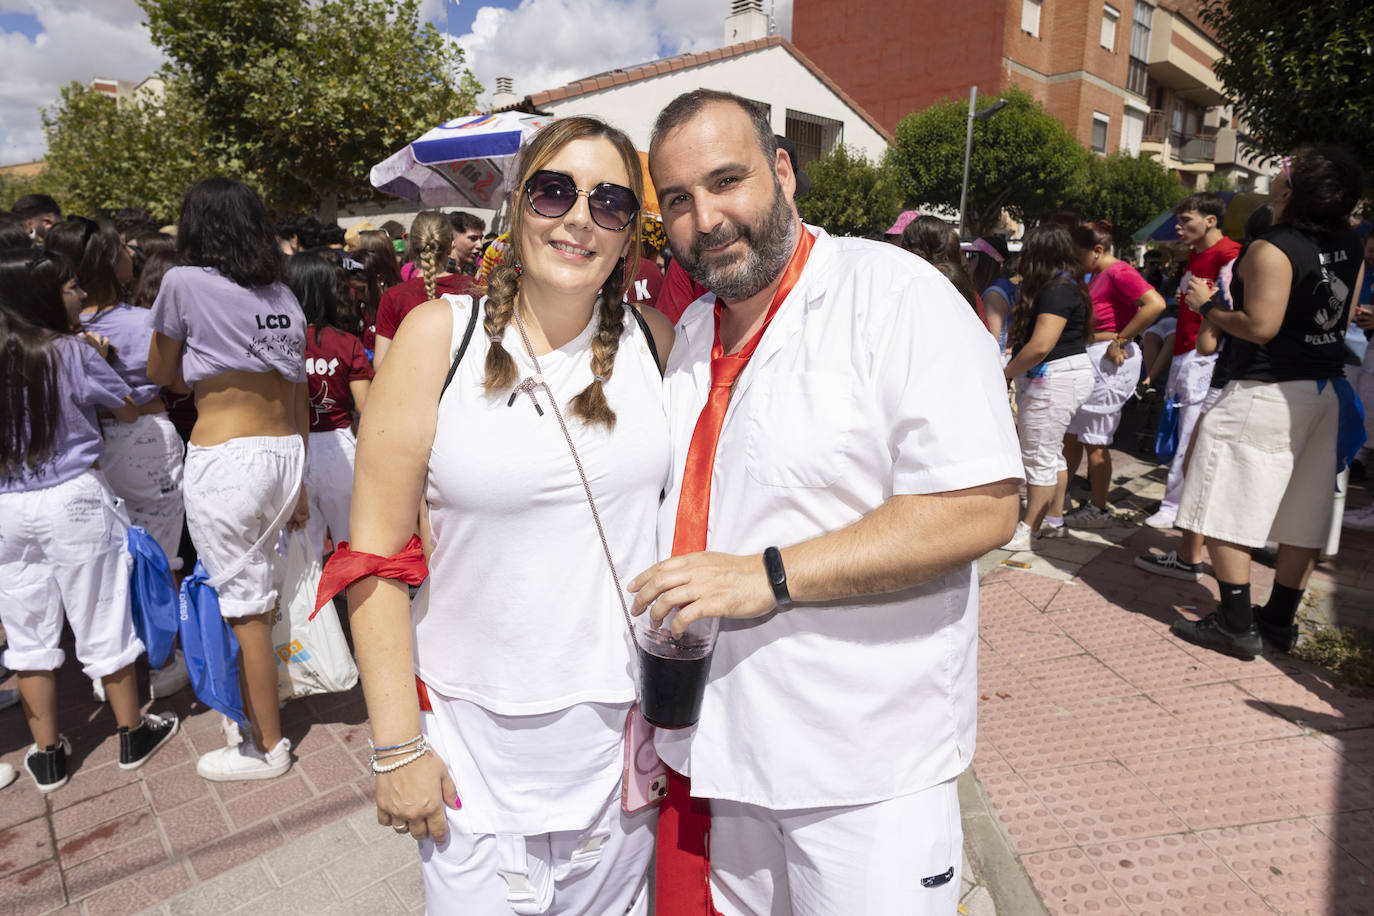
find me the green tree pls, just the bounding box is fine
[1073,152,1188,249]
[139,0,481,218]
[796,145,903,238]
[1204,171,1234,193]
[1202,0,1374,179]
[891,88,1091,237]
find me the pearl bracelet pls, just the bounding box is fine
[370,737,430,774]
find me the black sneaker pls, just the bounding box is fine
[1135,550,1202,581]
[1254,606,1299,653]
[1172,611,1261,660]
[118,712,179,771]
[25,735,71,792]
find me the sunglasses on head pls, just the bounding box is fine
[523,170,639,232]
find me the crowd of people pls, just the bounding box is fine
[0,94,1368,915]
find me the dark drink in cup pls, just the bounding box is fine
[635,619,718,729]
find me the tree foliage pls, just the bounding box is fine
[796,145,903,238]
[891,88,1091,236]
[1202,0,1374,180]
[1072,153,1188,249]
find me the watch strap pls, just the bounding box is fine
[763,546,792,608]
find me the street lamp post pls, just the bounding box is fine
[957,87,1009,240]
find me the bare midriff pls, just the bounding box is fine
[190,369,300,446]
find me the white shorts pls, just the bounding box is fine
[0,470,144,678]
[1164,348,1217,407]
[100,412,185,568]
[1067,340,1143,445]
[709,776,962,916]
[304,426,356,554]
[1178,380,1339,549]
[1014,354,1094,486]
[183,435,303,619]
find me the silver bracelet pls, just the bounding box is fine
[370,738,430,774]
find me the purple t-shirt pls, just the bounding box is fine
[150,266,306,385]
[80,303,160,405]
[0,336,131,493]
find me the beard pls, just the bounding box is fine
[676,179,798,302]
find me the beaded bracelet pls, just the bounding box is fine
[370,737,430,774]
[370,734,424,753]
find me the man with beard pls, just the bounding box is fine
[629,89,1023,916]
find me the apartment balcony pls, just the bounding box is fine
[1146,7,1226,107]
[1141,110,1217,172]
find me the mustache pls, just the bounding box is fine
[691,223,748,260]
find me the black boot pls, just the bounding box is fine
[119,713,180,771]
[25,735,71,792]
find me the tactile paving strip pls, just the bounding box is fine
[1000,569,1065,610]
[1093,635,1227,692]
[1074,695,1210,758]
[1121,745,1300,831]
[1017,654,1139,711]
[980,624,1082,667]
[1238,735,1374,817]
[1238,672,1374,733]
[1084,833,1271,914]
[980,770,1075,854]
[1152,682,1306,746]
[1046,600,1167,652]
[1023,761,1186,845]
[979,582,1055,629]
[1021,846,1131,915]
[1317,726,1374,775]
[1310,809,1374,872]
[981,704,1114,773]
[1198,818,1374,916]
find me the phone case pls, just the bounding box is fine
[621,703,668,813]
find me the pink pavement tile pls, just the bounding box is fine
[1152,681,1306,746]
[52,783,148,839]
[223,772,316,830]
[187,818,285,881]
[57,809,158,869]
[0,782,47,831]
[291,721,345,758]
[971,742,1013,779]
[981,704,1114,773]
[1020,846,1131,915]
[1310,809,1374,872]
[1093,635,1229,692]
[71,860,194,916]
[1121,745,1300,831]
[1044,601,1165,652]
[1016,654,1139,711]
[1238,671,1374,733]
[1084,833,1271,914]
[977,666,1052,723]
[1318,726,1374,775]
[276,784,370,840]
[142,762,213,815]
[1200,818,1374,916]
[159,796,231,856]
[979,624,1081,667]
[0,817,55,880]
[62,833,171,900]
[45,760,140,810]
[0,860,65,916]
[129,731,194,777]
[294,743,367,796]
[1170,635,1302,681]
[999,570,1064,610]
[978,771,1074,854]
[1024,761,1186,846]
[979,582,1057,630]
[1239,735,1374,817]
[1073,695,1209,758]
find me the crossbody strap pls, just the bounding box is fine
[440,294,483,398]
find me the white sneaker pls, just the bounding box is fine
[1001,521,1033,552]
[1037,521,1068,539]
[1342,504,1374,532]
[1065,503,1114,528]
[196,736,291,782]
[0,762,16,790]
[91,678,106,703]
[1144,507,1177,529]
[150,651,190,699]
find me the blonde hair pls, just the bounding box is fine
[406,211,454,300]
[482,116,643,429]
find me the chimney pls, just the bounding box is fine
[724,0,769,45]
[490,76,518,110]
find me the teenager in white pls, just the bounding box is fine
[345,117,675,915]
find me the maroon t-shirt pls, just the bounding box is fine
[624,258,664,312]
[305,325,374,432]
[375,274,479,341]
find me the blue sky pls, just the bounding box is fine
[0,0,791,169]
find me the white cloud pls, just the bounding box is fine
[455,0,792,105]
[0,0,165,166]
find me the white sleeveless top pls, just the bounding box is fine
[411,295,670,715]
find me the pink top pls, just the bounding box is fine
[1086,260,1154,335]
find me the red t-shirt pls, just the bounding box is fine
[624,258,664,311]
[656,260,709,325]
[305,326,375,432]
[1176,236,1242,354]
[374,274,478,341]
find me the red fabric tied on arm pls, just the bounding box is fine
[312,534,429,620]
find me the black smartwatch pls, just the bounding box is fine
[763,546,792,608]
[1199,299,1218,318]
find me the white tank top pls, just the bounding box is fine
[411,295,670,715]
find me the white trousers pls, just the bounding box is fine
[100,412,185,568]
[0,471,144,678]
[709,777,963,916]
[304,426,356,554]
[1161,350,1217,513]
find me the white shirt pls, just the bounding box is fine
[654,228,1023,809]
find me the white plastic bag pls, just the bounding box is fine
[273,531,359,700]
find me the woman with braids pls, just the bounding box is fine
[999,224,1095,552]
[898,215,989,328]
[334,116,673,914]
[371,210,476,367]
[0,248,178,793]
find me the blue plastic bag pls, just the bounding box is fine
[178,561,247,727]
[1154,395,1181,464]
[127,526,178,669]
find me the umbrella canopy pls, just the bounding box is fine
[370,112,558,209]
[1132,191,1238,243]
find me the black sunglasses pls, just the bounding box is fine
[523,170,639,232]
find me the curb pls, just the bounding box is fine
[959,768,1049,916]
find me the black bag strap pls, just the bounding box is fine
[440,299,662,396]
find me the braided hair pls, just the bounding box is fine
[406,211,454,301]
[480,116,643,429]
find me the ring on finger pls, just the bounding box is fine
[392,823,409,833]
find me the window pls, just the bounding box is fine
[1091,113,1110,154]
[1121,109,1145,155]
[1021,0,1041,36]
[784,110,843,169]
[1127,1,1153,96]
[1101,5,1120,51]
